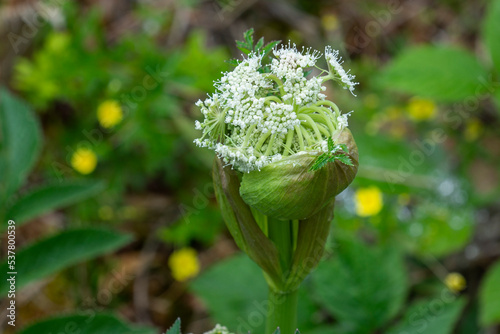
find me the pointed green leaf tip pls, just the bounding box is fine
[229,28,281,69]
[165,318,181,334]
[240,129,358,220]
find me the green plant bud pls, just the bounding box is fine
[239,129,358,221]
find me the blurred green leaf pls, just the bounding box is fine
[190,254,318,334]
[0,88,42,200]
[190,254,268,333]
[387,297,466,334]
[457,303,481,334]
[493,89,500,113]
[377,46,488,102]
[13,30,109,108]
[312,238,408,333]
[0,228,132,295]
[404,203,473,257]
[19,313,156,334]
[158,206,223,247]
[166,318,181,334]
[483,0,500,74]
[354,132,443,194]
[479,260,500,326]
[173,31,229,93]
[4,180,106,229]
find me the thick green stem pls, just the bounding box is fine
[268,219,293,270]
[266,219,297,333]
[266,288,299,334]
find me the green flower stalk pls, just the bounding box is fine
[195,30,359,334]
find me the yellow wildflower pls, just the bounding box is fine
[321,14,339,31]
[407,97,436,121]
[355,186,383,217]
[71,147,97,175]
[97,100,123,128]
[464,118,482,142]
[168,248,200,282]
[445,272,466,293]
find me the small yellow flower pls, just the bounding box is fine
[168,248,200,282]
[97,100,123,128]
[355,186,383,217]
[407,97,436,121]
[464,118,483,142]
[71,147,97,175]
[445,272,466,293]
[321,14,339,31]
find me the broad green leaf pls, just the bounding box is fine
[354,132,444,194]
[377,46,488,102]
[457,303,481,334]
[387,298,466,334]
[190,254,319,334]
[19,313,156,334]
[306,326,343,334]
[0,228,132,295]
[493,89,500,114]
[0,88,42,199]
[483,0,500,74]
[166,318,181,334]
[312,238,408,333]
[173,31,229,93]
[158,206,224,247]
[403,203,473,257]
[3,180,106,229]
[191,255,268,334]
[479,260,500,326]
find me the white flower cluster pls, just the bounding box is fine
[264,102,299,134]
[271,45,326,105]
[194,43,356,173]
[216,55,271,129]
[324,46,358,96]
[203,324,234,334]
[337,111,352,131]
